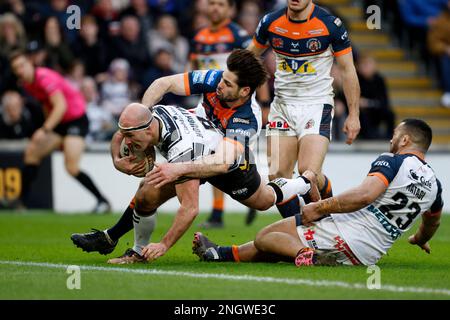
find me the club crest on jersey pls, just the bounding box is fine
[306,38,321,52]
[272,37,284,48]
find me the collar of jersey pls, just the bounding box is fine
[286,3,315,24]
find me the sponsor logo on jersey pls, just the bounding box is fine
[308,29,324,35]
[192,71,206,84]
[207,70,218,85]
[279,59,317,76]
[374,160,390,168]
[233,118,250,125]
[291,42,300,48]
[275,26,288,34]
[305,119,315,129]
[341,31,348,40]
[232,187,248,196]
[334,17,342,27]
[409,169,432,190]
[238,29,248,37]
[303,228,318,249]
[272,37,284,48]
[306,38,321,52]
[268,120,290,130]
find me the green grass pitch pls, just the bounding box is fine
[0,211,449,300]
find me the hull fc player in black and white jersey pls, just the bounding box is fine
[71,103,320,263]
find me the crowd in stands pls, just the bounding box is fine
[2,0,447,143]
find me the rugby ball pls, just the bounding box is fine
[119,139,155,177]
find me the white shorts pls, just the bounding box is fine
[266,101,334,140]
[295,215,362,266]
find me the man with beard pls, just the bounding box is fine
[193,119,443,267]
[190,0,260,228]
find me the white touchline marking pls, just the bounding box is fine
[0,260,449,296]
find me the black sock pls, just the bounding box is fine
[21,164,39,200]
[106,205,134,242]
[276,196,301,218]
[217,246,235,261]
[209,208,223,222]
[75,171,106,202]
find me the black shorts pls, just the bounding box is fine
[204,163,261,201]
[53,114,89,137]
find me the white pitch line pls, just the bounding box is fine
[1,260,449,296]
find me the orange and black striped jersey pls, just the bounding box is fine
[253,4,352,105]
[190,19,251,70]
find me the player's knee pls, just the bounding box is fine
[135,190,158,213]
[65,162,80,177]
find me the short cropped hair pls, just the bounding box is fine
[401,119,433,151]
[226,49,268,94]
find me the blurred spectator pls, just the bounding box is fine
[80,77,115,142]
[357,54,395,140]
[120,0,154,38]
[237,0,262,35]
[39,0,78,44]
[428,0,450,108]
[71,15,109,77]
[330,63,348,141]
[43,16,74,73]
[0,13,27,59]
[65,60,86,90]
[146,48,184,105]
[100,58,133,121]
[0,13,27,94]
[0,91,43,139]
[147,14,189,73]
[111,15,152,86]
[91,0,120,40]
[26,39,47,67]
[398,0,447,65]
[0,0,44,41]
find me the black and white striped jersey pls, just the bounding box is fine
[152,105,223,163]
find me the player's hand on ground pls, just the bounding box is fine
[142,242,168,261]
[301,203,322,226]
[343,114,361,145]
[408,235,431,254]
[145,163,182,188]
[114,155,146,176]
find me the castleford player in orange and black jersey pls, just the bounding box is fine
[189,0,256,228]
[247,0,361,218]
[190,0,251,70]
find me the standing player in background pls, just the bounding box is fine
[9,51,111,213]
[190,0,268,228]
[247,0,361,217]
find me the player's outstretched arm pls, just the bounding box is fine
[408,210,442,254]
[336,52,361,145]
[142,179,200,261]
[141,74,187,108]
[302,175,387,226]
[145,138,243,188]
